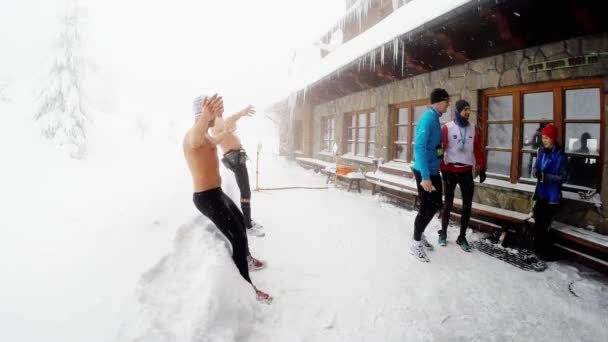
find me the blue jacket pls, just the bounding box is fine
[534,146,568,203]
[413,107,443,180]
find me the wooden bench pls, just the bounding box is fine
[549,221,608,273]
[295,157,332,173]
[323,167,365,193]
[451,198,532,245]
[365,171,530,240]
[364,172,419,207]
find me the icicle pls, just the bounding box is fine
[401,44,405,76]
[380,45,385,65]
[302,86,307,105]
[393,38,399,65]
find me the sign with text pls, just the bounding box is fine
[527,54,599,73]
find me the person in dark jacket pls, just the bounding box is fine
[532,123,568,260]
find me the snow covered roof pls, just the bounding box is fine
[282,0,473,107]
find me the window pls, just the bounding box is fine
[294,120,303,152]
[321,116,336,152]
[390,100,430,163]
[481,79,604,190]
[345,110,376,157]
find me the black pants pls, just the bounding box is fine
[440,170,474,237]
[413,169,443,241]
[193,188,251,283]
[532,199,558,258]
[222,150,253,228]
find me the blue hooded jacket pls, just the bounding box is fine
[413,107,443,180]
[533,145,568,203]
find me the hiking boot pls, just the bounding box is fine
[247,255,266,272]
[409,241,430,262]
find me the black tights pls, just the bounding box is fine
[413,169,443,241]
[441,171,474,237]
[193,188,251,283]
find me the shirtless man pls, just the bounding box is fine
[209,104,265,237]
[184,94,272,303]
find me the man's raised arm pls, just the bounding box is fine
[187,95,223,149]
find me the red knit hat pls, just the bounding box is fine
[541,123,557,141]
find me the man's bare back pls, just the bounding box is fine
[211,117,242,153]
[208,105,255,153]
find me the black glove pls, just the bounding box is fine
[535,170,543,181]
[479,169,487,183]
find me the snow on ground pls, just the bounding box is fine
[1,100,607,342]
[118,155,608,342]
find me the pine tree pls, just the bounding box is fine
[35,0,89,159]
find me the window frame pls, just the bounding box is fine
[389,99,430,163]
[481,78,604,191]
[344,109,376,157]
[320,116,336,152]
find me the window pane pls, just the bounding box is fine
[411,125,417,144]
[487,150,512,176]
[520,152,538,179]
[565,123,600,155]
[411,143,416,161]
[347,142,354,153]
[331,117,335,130]
[567,154,599,189]
[357,143,365,156]
[369,128,375,141]
[358,113,366,127]
[348,128,355,140]
[358,128,366,142]
[488,95,513,121]
[566,88,600,119]
[367,143,375,157]
[369,112,376,126]
[487,124,513,148]
[523,92,553,120]
[522,123,546,151]
[351,115,357,127]
[395,143,408,160]
[440,109,452,124]
[397,126,408,141]
[414,105,427,123]
[398,108,408,124]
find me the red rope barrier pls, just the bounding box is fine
[257,186,329,191]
